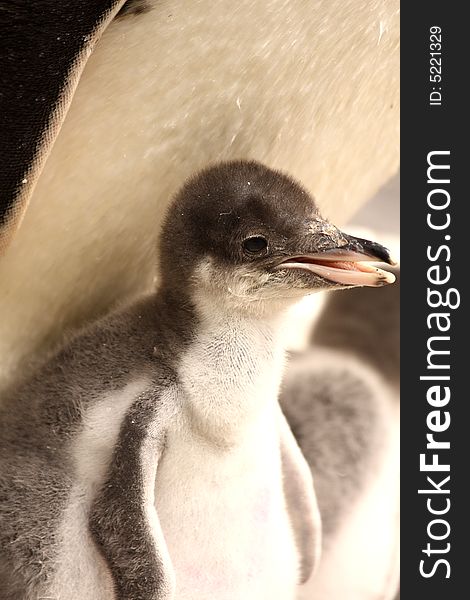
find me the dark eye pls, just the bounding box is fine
[243,236,268,255]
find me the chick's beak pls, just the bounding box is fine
[276,228,397,288]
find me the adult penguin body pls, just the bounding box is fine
[0,0,399,391]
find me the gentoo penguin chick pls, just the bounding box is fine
[281,270,400,600]
[0,160,395,600]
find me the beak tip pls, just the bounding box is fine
[375,245,398,268]
[342,233,397,268]
[382,271,396,285]
[381,247,398,267]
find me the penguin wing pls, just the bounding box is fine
[0,0,125,254]
[89,391,175,600]
[278,405,321,584]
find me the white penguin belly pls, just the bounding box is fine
[155,418,299,600]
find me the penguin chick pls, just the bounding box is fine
[0,160,395,600]
[281,270,400,600]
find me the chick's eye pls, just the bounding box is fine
[243,236,268,254]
